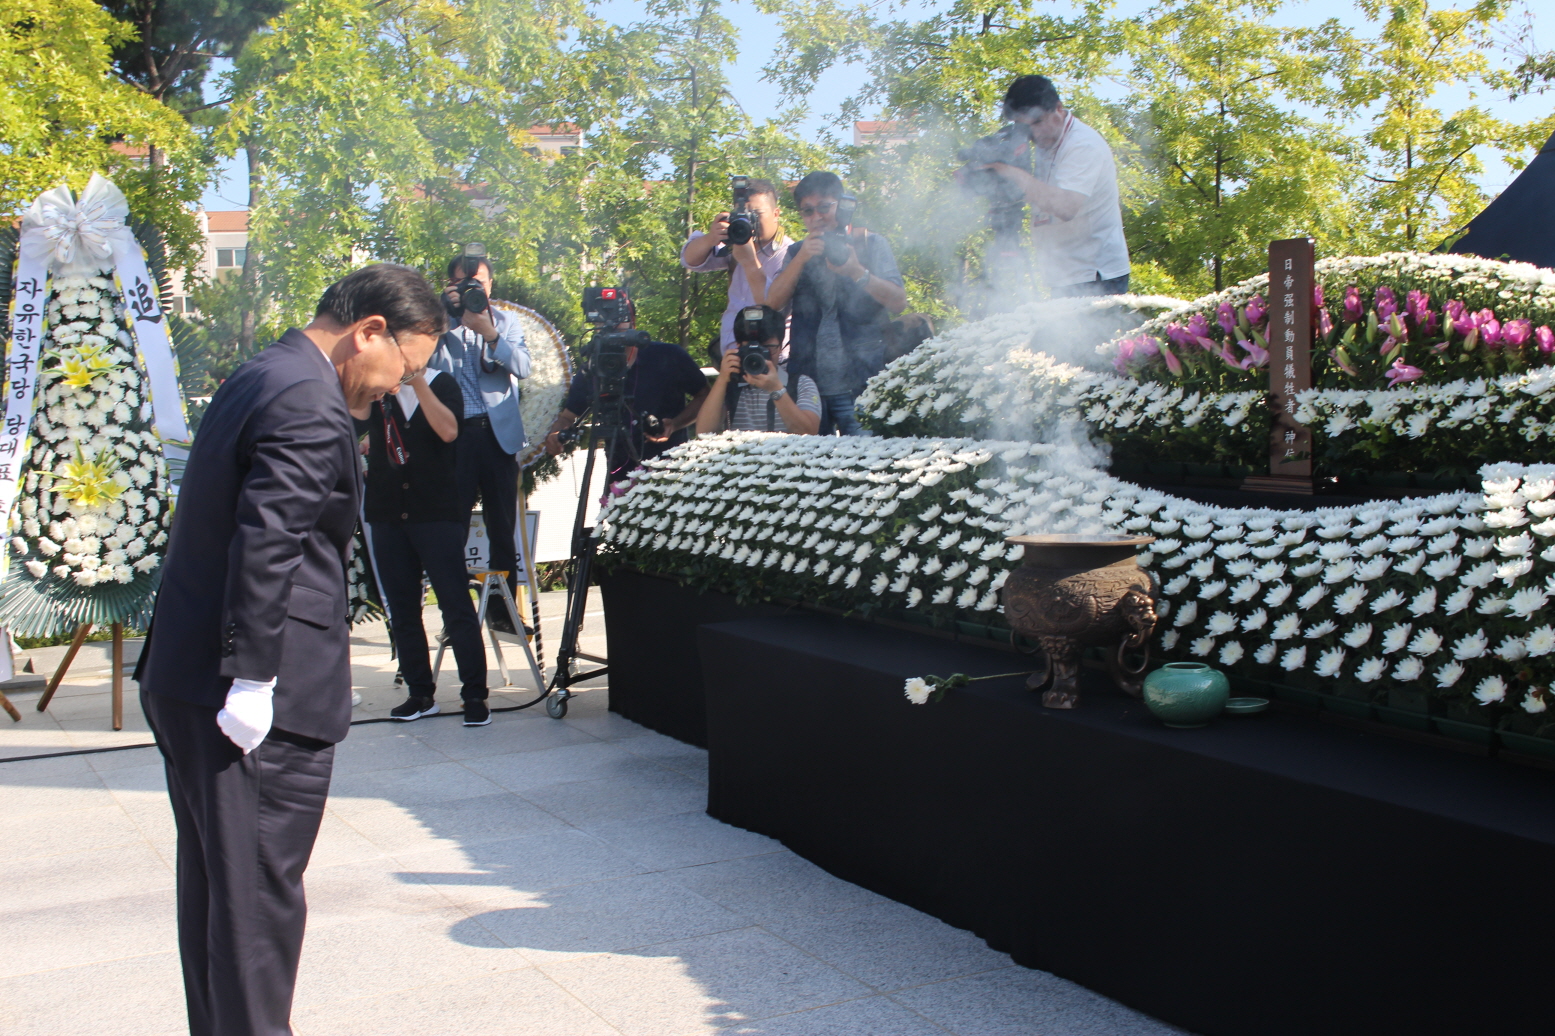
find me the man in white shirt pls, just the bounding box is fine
[680,178,792,355]
[986,75,1131,297]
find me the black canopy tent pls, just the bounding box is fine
[1447,130,1555,268]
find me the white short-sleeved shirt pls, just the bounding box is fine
[1028,116,1131,288]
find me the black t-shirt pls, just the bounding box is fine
[563,339,707,472]
[356,372,465,524]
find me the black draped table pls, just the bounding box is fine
[698,613,1555,1036]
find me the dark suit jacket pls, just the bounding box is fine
[136,329,362,744]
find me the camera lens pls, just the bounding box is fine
[727,215,753,245]
[741,348,767,377]
[824,234,851,267]
[461,283,488,314]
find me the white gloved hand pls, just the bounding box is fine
[216,677,277,755]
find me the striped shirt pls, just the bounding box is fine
[729,366,821,432]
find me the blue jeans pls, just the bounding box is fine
[820,393,867,436]
[1052,273,1130,298]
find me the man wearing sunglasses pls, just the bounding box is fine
[765,171,906,436]
[135,263,445,1036]
[356,364,492,726]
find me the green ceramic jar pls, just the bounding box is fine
[1142,662,1230,729]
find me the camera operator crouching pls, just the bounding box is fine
[430,245,531,632]
[696,305,821,435]
[542,288,710,483]
[765,172,906,436]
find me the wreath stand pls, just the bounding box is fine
[33,622,125,731]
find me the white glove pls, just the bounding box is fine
[217,677,277,755]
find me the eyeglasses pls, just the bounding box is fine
[798,201,836,218]
[389,332,422,386]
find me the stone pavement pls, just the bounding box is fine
[0,592,1187,1036]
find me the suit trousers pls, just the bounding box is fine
[142,689,334,1036]
[370,520,488,701]
[456,417,520,594]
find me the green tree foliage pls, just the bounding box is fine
[759,0,1549,304]
[0,0,200,233]
[1340,0,1550,251]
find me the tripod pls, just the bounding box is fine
[546,405,632,718]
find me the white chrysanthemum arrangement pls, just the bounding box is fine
[8,274,172,588]
[857,294,1190,441]
[601,433,1555,722]
[500,302,572,470]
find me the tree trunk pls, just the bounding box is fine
[238,140,264,359]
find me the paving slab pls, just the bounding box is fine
[0,591,1186,1035]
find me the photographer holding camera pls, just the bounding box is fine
[542,288,709,483]
[980,75,1130,297]
[681,176,792,354]
[764,172,906,436]
[696,305,821,435]
[429,246,531,628]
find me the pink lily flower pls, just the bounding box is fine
[1405,289,1431,326]
[1384,358,1424,387]
[1373,286,1398,321]
[1536,326,1555,354]
[1342,286,1363,324]
[1480,314,1502,348]
[1217,302,1237,337]
[1316,307,1334,337]
[1502,319,1531,349]
[1244,295,1267,326]
[1239,338,1269,368]
[1160,342,1183,376]
[1165,322,1194,348]
[1450,303,1477,339]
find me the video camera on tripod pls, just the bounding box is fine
[579,286,649,434]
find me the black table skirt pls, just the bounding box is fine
[699,613,1555,1036]
[597,568,786,746]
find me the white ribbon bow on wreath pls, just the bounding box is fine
[20,173,140,278]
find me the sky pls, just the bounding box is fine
[198,0,1547,211]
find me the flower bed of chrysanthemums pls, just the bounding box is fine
[861,254,1555,478]
[600,433,1555,746]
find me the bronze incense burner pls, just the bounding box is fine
[1000,535,1157,709]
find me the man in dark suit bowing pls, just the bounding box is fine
[135,263,445,1036]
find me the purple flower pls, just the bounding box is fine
[1238,338,1269,368]
[1312,284,1326,310]
[1449,301,1476,338]
[1165,322,1194,348]
[1342,286,1363,324]
[1405,289,1431,325]
[1316,307,1334,337]
[1384,358,1424,387]
[1244,295,1267,326]
[1537,326,1555,354]
[1186,313,1211,341]
[1374,286,1398,321]
[1137,335,1161,358]
[1160,342,1183,376]
[1217,301,1237,337]
[1502,318,1531,349]
[1479,311,1502,348]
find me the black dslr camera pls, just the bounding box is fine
[955,125,1031,221]
[580,287,649,433]
[445,243,490,319]
[714,175,756,257]
[731,305,783,378]
[823,194,859,267]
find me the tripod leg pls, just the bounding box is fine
[498,578,546,693]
